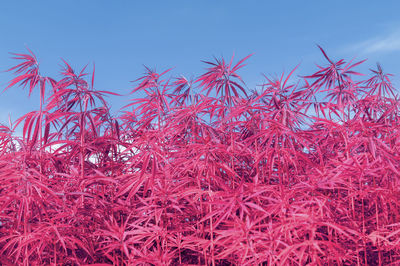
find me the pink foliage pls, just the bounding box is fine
[0,47,399,265]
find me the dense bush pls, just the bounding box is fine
[0,47,399,265]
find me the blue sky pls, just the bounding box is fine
[1,1,400,126]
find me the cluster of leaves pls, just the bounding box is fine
[0,47,400,265]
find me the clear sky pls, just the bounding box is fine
[1,1,400,125]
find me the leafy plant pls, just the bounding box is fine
[0,47,399,265]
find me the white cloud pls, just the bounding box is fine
[349,30,400,54]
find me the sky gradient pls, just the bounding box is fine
[1,1,400,125]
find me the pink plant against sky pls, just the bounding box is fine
[0,47,399,265]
